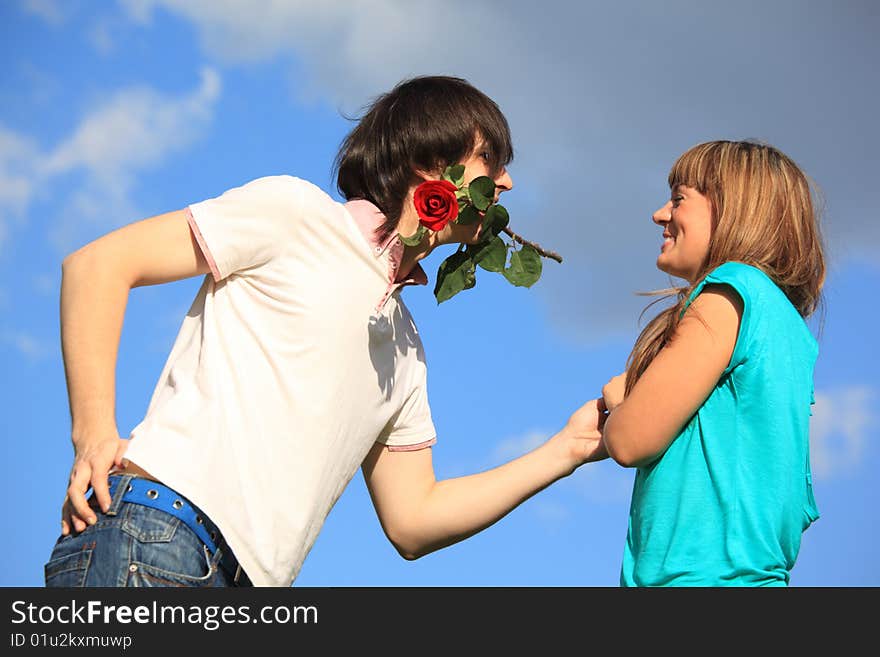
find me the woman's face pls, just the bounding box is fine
[652,184,713,283]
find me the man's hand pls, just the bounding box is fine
[601,372,627,413]
[61,434,128,535]
[555,398,609,472]
[59,208,210,536]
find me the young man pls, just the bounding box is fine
[47,76,607,587]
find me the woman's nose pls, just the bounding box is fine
[652,201,671,225]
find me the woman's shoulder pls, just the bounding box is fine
[702,261,813,346]
[704,261,773,288]
[702,261,789,306]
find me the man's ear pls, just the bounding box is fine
[411,165,443,182]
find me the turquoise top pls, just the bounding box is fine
[620,262,820,586]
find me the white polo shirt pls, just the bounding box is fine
[123,175,437,586]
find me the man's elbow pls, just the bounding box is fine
[386,529,428,561]
[62,242,104,277]
[382,517,436,560]
[62,241,134,289]
[396,547,424,562]
[61,246,89,272]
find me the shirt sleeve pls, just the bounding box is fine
[187,175,304,282]
[700,262,757,375]
[681,262,764,374]
[376,377,437,452]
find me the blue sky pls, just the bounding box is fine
[2,0,878,586]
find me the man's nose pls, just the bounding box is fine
[495,168,513,195]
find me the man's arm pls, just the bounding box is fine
[361,398,607,560]
[60,209,211,535]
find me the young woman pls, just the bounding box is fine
[602,140,825,586]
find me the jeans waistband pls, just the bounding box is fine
[106,474,251,586]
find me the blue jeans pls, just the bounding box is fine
[44,474,247,587]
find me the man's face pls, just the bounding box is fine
[440,142,514,245]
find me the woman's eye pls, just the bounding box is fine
[481,151,491,161]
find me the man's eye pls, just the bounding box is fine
[672,195,684,205]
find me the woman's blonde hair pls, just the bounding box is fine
[625,140,826,394]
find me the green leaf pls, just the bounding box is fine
[469,236,508,272]
[445,164,465,187]
[434,251,476,304]
[456,204,481,226]
[503,245,542,287]
[399,225,428,247]
[467,176,495,211]
[482,203,510,237]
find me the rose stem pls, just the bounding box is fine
[502,227,563,263]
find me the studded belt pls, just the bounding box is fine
[107,475,251,586]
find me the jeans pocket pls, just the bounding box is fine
[127,544,216,587]
[44,540,94,587]
[122,504,217,587]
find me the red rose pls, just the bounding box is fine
[413,179,459,232]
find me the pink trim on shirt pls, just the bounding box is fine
[387,238,429,286]
[345,198,429,312]
[386,437,437,452]
[344,198,429,285]
[186,207,222,282]
[345,199,395,253]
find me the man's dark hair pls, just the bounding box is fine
[334,75,514,243]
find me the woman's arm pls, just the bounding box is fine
[602,285,743,468]
[60,209,211,534]
[361,398,607,560]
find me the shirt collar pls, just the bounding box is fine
[344,198,428,288]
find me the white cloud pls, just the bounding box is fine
[1,68,221,254]
[528,499,572,533]
[118,1,880,343]
[46,68,220,180]
[488,386,875,498]
[48,183,140,255]
[119,0,505,105]
[810,386,876,480]
[565,460,633,504]
[119,0,162,25]
[21,0,66,26]
[121,1,372,64]
[2,330,51,361]
[490,429,632,504]
[0,127,41,251]
[11,63,62,109]
[33,273,56,296]
[492,430,548,463]
[88,20,116,55]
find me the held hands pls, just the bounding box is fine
[553,398,609,474]
[601,372,628,413]
[61,432,129,536]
